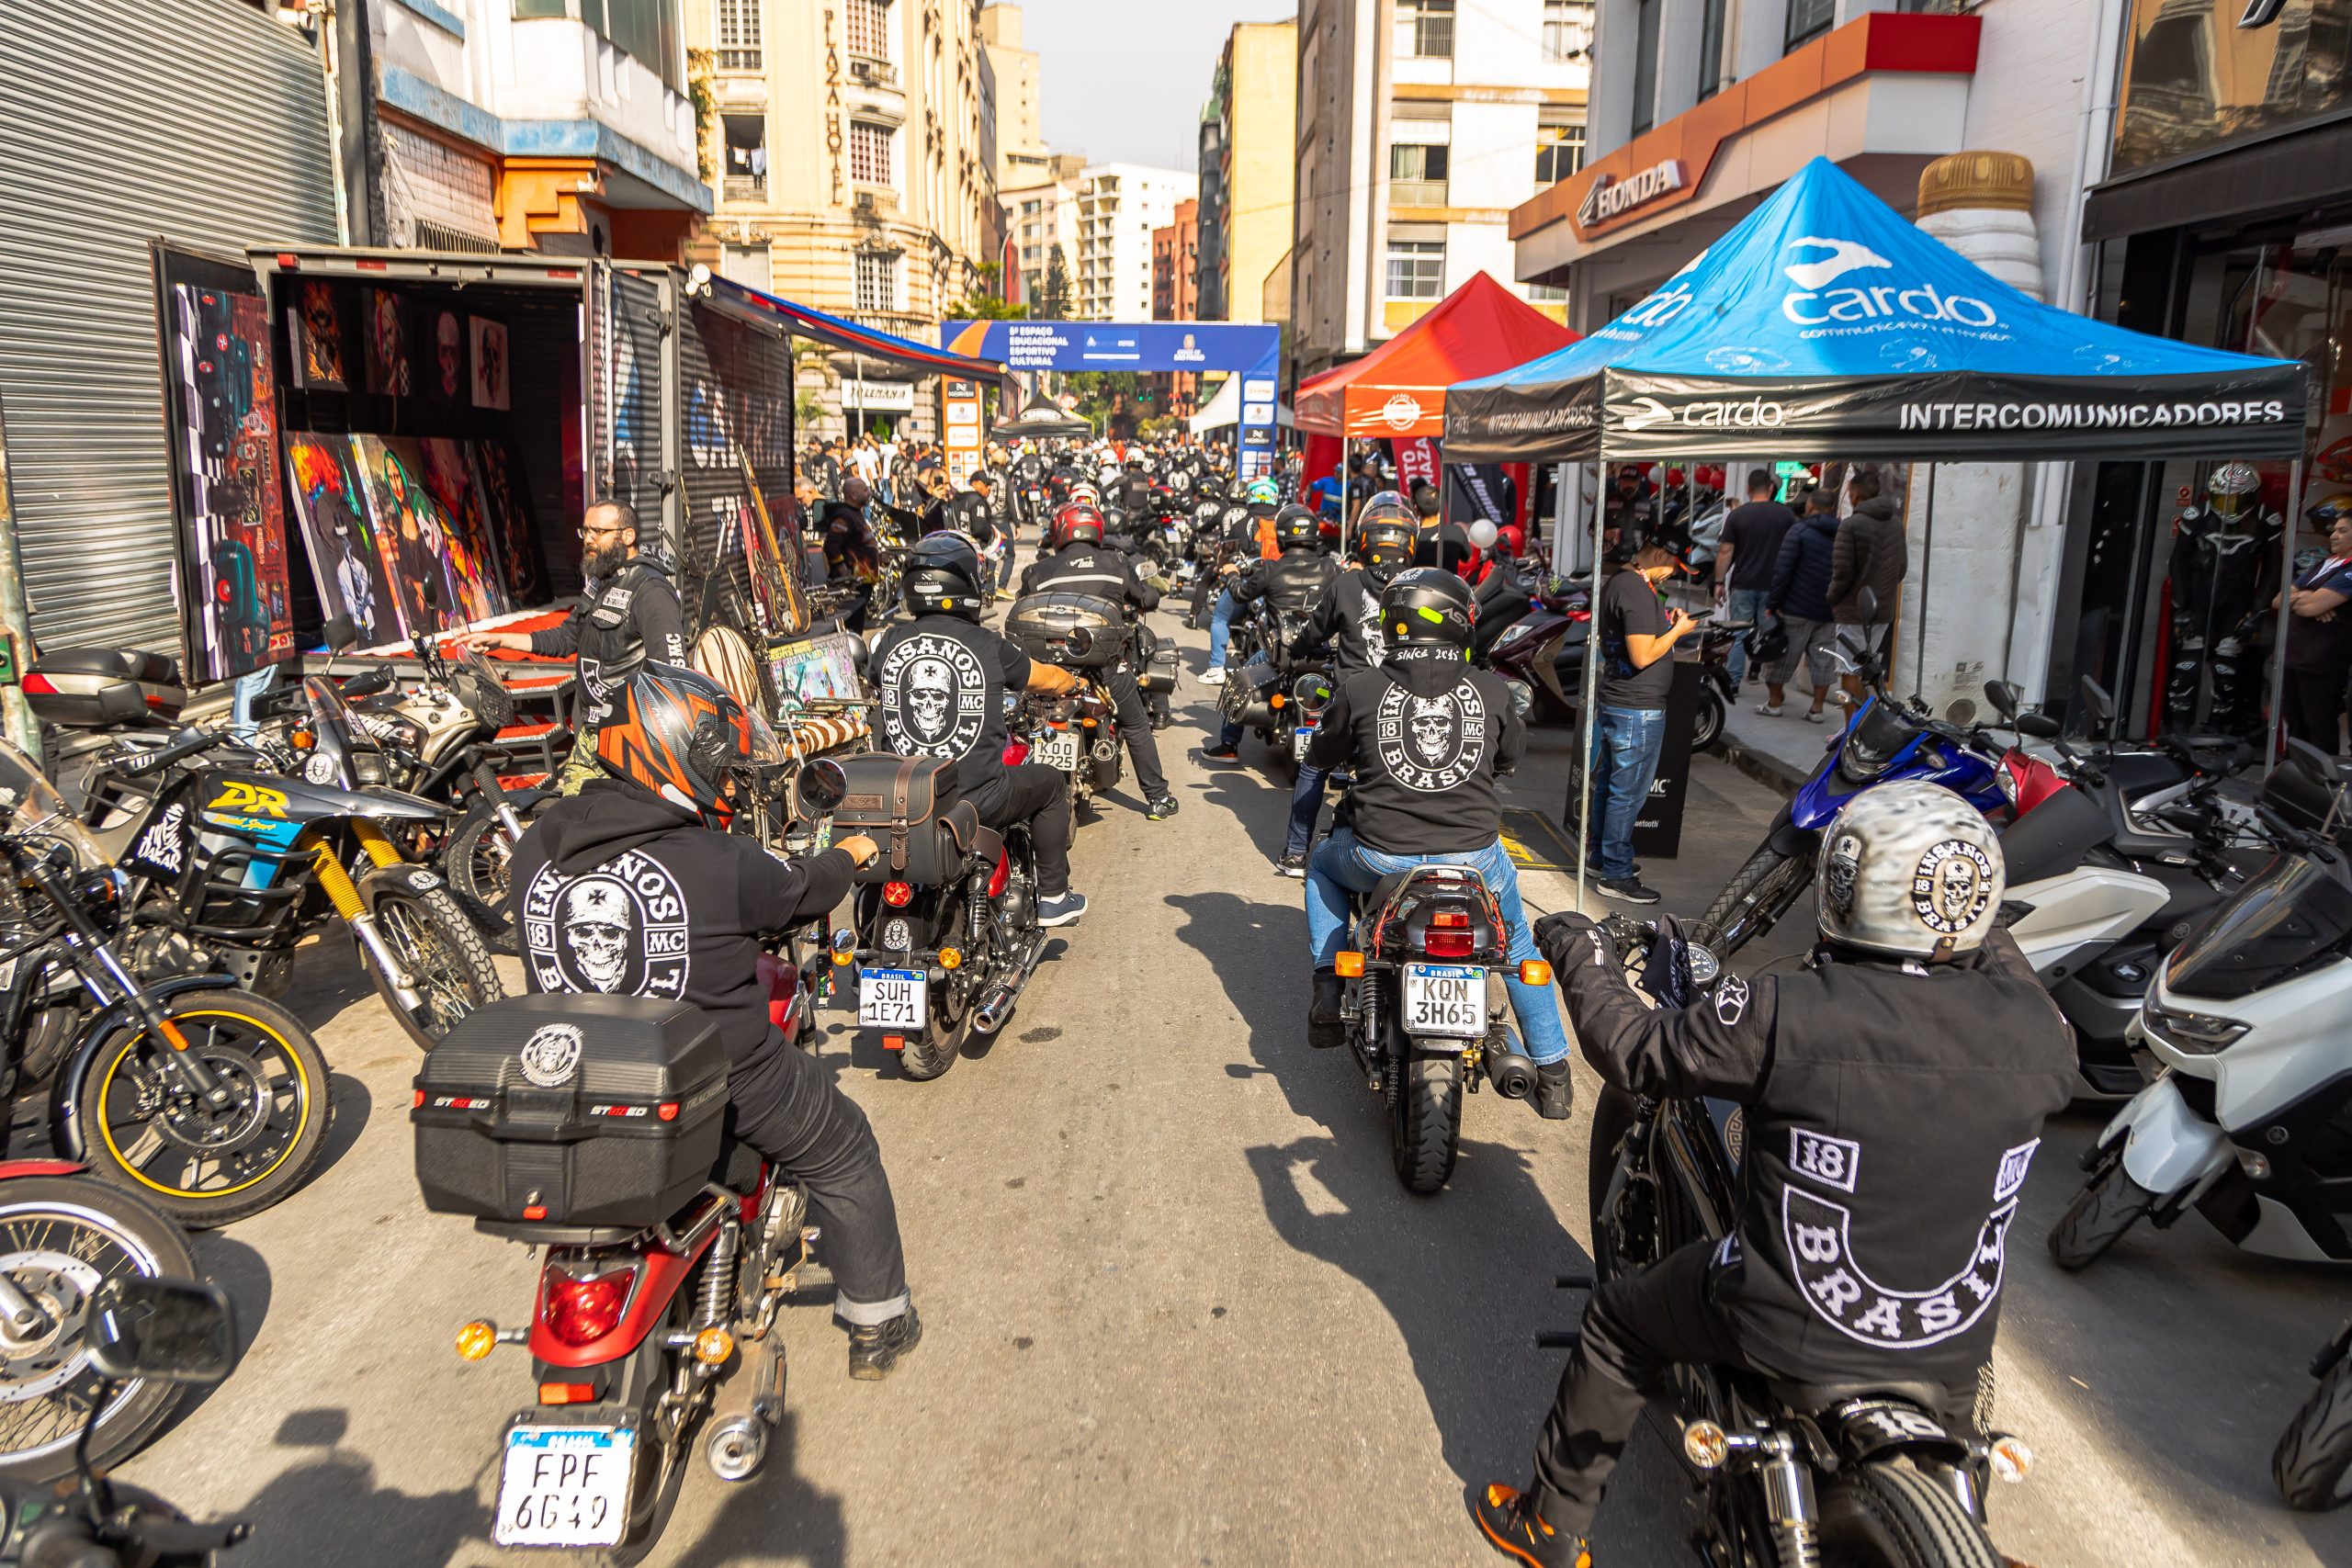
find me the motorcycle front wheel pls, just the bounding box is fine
[1390,1053,1464,1194]
[2047,1160,2154,1271]
[1692,684,1726,752]
[1817,1457,2002,1567]
[2276,1350,2352,1510]
[0,1176,195,1483]
[75,993,333,1228]
[363,882,504,1049]
[446,806,519,956]
[1690,842,1814,959]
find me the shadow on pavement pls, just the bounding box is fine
[315,1072,373,1184]
[657,1409,848,1568]
[230,1406,485,1567]
[1162,889,1349,1134]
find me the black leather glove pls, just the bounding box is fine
[1534,910,1604,974]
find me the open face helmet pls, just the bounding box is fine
[1815,780,2005,962]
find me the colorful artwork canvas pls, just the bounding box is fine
[351,434,471,633]
[291,281,348,391]
[472,438,544,604]
[169,282,296,679]
[288,434,406,647]
[429,307,467,403]
[470,316,509,410]
[419,436,509,622]
[733,448,808,641]
[364,288,413,396]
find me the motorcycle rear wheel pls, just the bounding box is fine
[1690,843,1813,959]
[2275,1352,2352,1510]
[0,1177,195,1484]
[589,1308,696,1565]
[898,973,976,1082]
[364,886,504,1050]
[446,806,519,956]
[1390,1053,1464,1194]
[2047,1162,2154,1272]
[1817,1456,2001,1567]
[75,993,333,1228]
[1692,685,1726,753]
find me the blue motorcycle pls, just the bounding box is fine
[1690,631,2005,958]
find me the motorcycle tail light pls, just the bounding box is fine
[542,1266,635,1348]
[1424,908,1476,961]
[883,881,914,908]
[19,673,56,696]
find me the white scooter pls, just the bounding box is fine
[2049,739,2352,1269]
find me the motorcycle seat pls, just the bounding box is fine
[36,646,182,685]
[1769,1378,1953,1417]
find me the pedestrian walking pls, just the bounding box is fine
[1827,467,1907,705]
[1585,530,1694,904]
[1759,491,1842,721]
[1713,469,1797,694]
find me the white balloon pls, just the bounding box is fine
[1468,520,1499,550]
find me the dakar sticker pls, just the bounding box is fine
[1911,838,1996,935]
[128,803,189,875]
[1374,678,1486,793]
[518,1021,584,1088]
[876,632,989,761]
[521,850,691,1001]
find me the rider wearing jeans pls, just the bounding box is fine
[1202,477,1283,679]
[1301,570,1574,1119]
[1474,783,2075,1567]
[1586,532,1693,905]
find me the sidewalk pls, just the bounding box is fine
[1715,689,1836,797]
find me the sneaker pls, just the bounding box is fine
[1036,890,1089,927]
[1473,1483,1590,1568]
[1804,707,1826,723]
[1199,666,1228,686]
[1202,744,1240,763]
[1596,876,1660,906]
[1752,702,1783,717]
[1534,1062,1574,1122]
[1276,852,1307,878]
[1147,795,1180,821]
[1308,970,1344,1050]
[847,1304,922,1382]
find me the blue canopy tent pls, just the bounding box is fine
[1442,157,2310,903]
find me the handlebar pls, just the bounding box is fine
[108,727,222,780]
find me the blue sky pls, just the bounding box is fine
[1012,1,1296,174]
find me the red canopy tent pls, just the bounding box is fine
[1294,272,1576,439]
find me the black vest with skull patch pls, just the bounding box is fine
[1305,649,1524,856]
[868,614,1029,794]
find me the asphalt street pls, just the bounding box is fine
[126,613,2352,1567]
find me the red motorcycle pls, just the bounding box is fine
[415,991,824,1563]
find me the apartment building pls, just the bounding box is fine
[1290,0,1591,378]
[1196,20,1298,324]
[1153,199,1203,412]
[1002,156,1087,309]
[980,3,1052,190]
[1073,164,1197,322]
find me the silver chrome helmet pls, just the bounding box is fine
[1815,780,2004,962]
[2208,461,2261,519]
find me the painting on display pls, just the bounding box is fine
[470,316,509,411]
[427,306,467,404]
[472,438,545,605]
[733,448,807,641]
[164,273,296,679]
[290,280,349,391]
[351,434,473,634]
[287,434,406,647]
[363,288,413,397]
[419,437,509,622]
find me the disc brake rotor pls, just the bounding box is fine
[151,1043,277,1158]
[0,1255,99,1403]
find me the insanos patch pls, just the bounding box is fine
[876,633,989,761]
[1374,679,1487,793]
[1911,838,1996,935]
[519,1022,584,1088]
[522,850,691,1001]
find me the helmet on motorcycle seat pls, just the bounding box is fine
[904,533,988,621]
[1357,513,1419,588]
[596,662,781,829]
[1273,504,1319,552]
[2208,461,2262,519]
[1049,502,1107,550]
[2307,493,2352,531]
[1378,568,1476,651]
[1815,780,2005,963]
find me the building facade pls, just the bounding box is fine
[1196,20,1298,325]
[1074,164,1197,322]
[1290,0,1590,379]
[979,3,1050,190]
[364,0,711,258]
[1153,199,1203,414]
[1002,155,1086,309]
[688,0,1001,440]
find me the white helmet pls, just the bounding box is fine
[1815,780,2005,962]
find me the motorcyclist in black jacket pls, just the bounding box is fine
[1204,505,1336,775]
[1475,780,2076,1567]
[509,663,923,1379]
[1019,502,1179,821]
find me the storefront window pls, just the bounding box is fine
[2113,0,2352,175]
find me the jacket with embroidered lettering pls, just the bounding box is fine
[1294,569,1389,675]
[528,550,688,730]
[1304,649,1522,855]
[1543,924,2075,1384]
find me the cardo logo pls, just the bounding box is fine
[1380,392,1424,431]
[1624,396,1673,432]
[1620,279,1694,331]
[1622,394,1789,434]
[1781,236,2002,330]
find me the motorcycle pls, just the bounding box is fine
[0,750,330,1229]
[1583,915,2031,1568]
[2048,738,2352,1270]
[419,994,824,1563]
[1327,824,1548,1194]
[1003,596,1133,815]
[1478,579,1589,724]
[2,1273,252,1563]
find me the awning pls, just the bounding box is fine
[997,394,1092,440]
[1446,157,2304,465]
[693,272,1004,378]
[1189,373,1294,434]
[1294,273,1575,438]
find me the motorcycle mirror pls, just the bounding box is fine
[420,577,441,611]
[797,757,849,817]
[2286,737,2340,794]
[1065,626,1095,658]
[1856,587,1879,624]
[1983,680,2020,721]
[86,1276,238,1388]
[323,613,358,653]
[2015,712,2063,740]
[2078,676,2116,737]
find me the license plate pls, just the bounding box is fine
[494,1424,635,1547]
[860,967,928,1030]
[1033,731,1081,772]
[1292,722,1316,761]
[1402,964,1487,1041]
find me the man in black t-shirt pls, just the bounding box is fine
[1586,533,1693,904]
[1713,468,1796,694]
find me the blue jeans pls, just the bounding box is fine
[1207,590,1239,669]
[1304,829,1571,1065]
[1722,587,1767,689]
[1285,762,1329,857]
[1584,705,1668,882]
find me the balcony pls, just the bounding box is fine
[722,175,768,205]
[847,55,899,88]
[848,310,932,340]
[1388,179,1448,209]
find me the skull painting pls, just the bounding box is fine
[905,657,955,742]
[1408,697,1454,763]
[563,878,634,992]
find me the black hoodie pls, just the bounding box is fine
[1305,649,1524,854]
[510,782,856,1063]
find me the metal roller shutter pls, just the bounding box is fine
[0,0,336,659]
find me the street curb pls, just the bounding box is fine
[1714,734,1806,799]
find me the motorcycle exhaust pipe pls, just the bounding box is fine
[1485,1045,1540,1100]
[705,1340,784,1483]
[972,932,1048,1035]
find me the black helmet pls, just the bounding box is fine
[595,662,782,829]
[1379,568,1476,651]
[1273,504,1318,551]
[1357,513,1419,588]
[1358,490,1413,531]
[905,533,986,620]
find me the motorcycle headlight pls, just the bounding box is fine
[2141,998,2249,1055]
[1838,728,1896,783]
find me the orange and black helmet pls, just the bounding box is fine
[1048,501,1107,551]
[595,662,781,828]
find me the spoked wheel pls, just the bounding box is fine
[1818,1457,2002,1567]
[0,1177,195,1483]
[364,880,504,1049]
[76,993,333,1227]
[447,807,519,956]
[1690,843,1814,959]
[1390,1053,1464,1194]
